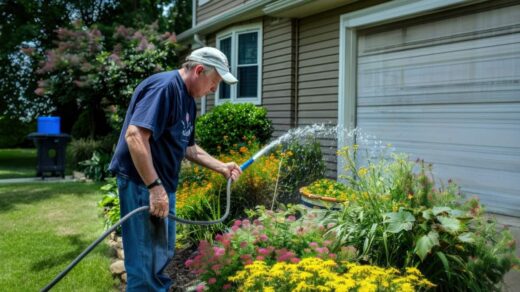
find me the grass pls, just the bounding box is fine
[0,148,37,179]
[0,181,118,291]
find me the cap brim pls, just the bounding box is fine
[216,67,238,84]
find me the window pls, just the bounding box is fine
[216,24,262,105]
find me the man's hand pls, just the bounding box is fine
[149,186,169,218]
[220,162,242,181]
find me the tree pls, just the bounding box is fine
[1,0,189,122]
[32,22,180,137]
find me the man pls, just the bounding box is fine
[108,47,242,291]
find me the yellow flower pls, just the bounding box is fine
[358,167,368,177]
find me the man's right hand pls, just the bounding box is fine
[149,186,169,218]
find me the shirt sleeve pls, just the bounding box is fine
[129,86,172,141]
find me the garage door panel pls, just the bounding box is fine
[358,35,520,99]
[356,4,520,216]
[358,91,520,106]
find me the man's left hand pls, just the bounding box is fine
[221,162,242,181]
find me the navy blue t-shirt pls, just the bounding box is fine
[109,70,196,193]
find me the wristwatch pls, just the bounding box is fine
[147,178,162,189]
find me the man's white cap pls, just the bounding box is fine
[186,47,238,84]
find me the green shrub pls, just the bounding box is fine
[276,138,326,204]
[79,151,111,181]
[98,178,121,234]
[0,117,35,148]
[319,146,519,291]
[195,103,273,155]
[67,135,116,171]
[67,138,101,170]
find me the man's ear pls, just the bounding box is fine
[194,65,204,76]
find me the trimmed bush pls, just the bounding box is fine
[196,103,273,155]
[0,117,35,148]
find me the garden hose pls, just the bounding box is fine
[41,178,233,292]
[40,140,280,292]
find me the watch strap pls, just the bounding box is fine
[146,178,162,189]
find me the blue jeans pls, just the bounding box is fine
[117,176,176,292]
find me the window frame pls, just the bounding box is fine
[215,23,263,105]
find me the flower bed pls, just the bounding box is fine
[185,145,519,291]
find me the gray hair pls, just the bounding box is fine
[182,61,215,75]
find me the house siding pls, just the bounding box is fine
[297,0,384,177]
[197,0,254,24]
[263,17,295,138]
[203,17,295,139]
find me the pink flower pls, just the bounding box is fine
[34,88,45,96]
[242,219,250,227]
[185,259,193,267]
[290,257,300,263]
[213,247,225,257]
[196,284,205,292]
[309,242,318,248]
[316,247,329,254]
[257,248,270,256]
[240,241,248,248]
[208,278,217,284]
[253,219,261,225]
[287,215,296,222]
[259,234,268,242]
[233,220,242,227]
[223,284,232,290]
[231,225,239,232]
[256,255,265,261]
[211,264,222,273]
[327,223,335,228]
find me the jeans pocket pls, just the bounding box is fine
[116,176,128,189]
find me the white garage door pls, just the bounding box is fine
[356,4,520,216]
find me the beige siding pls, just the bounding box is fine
[197,0,253,24]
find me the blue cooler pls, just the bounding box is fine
[37,116,60,134]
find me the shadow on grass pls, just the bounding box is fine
[30,234,107,272]
[0,182,100,213]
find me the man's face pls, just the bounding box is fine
[191,65,222,98]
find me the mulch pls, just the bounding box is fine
[167,245,199,291]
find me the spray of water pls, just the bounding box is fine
[251,123,394,162]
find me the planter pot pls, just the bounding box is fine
[299,187,344,210]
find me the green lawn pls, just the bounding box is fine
[0,148,37,179]
[0,182,117,291]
